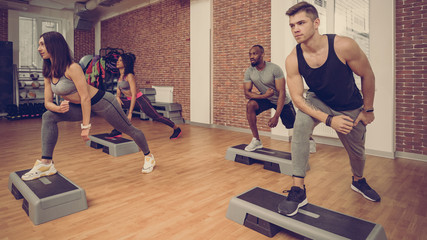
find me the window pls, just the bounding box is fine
[19,16,61,69]
[334,0,370,87]
[301,0,327,35]
[334,0,370,57]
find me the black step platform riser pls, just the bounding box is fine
[235,155,282,173]
[244,213,282,237]
[226,187,387,240]
[225,144,309,176]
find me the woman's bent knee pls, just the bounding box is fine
[42,111,55,122]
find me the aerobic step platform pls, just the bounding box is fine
[86,133,139,157]
[152,102,182,112]
[225,144,309,176]
[140,88,156,95]
[8,170,88,225]
[226,187,387,240]
[137,102,184,124]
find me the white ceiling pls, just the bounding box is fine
[1,0,154,20]
[0,0,87,10]
[28,0,83,10]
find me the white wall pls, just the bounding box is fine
[270,0,297,140]
[190,0,211,124]
[94,21,101,55]
[366,0,395,158]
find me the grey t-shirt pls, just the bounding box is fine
[244,61,291,105]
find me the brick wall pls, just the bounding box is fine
[212,0,272,131]
[395,0,427,155]
[74,28,95,62]
[0,8,7,41]
[2,1,423,156]
[101,0,190,120]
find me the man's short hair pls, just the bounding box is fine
[286,1,319,21]
[251,45,264,53]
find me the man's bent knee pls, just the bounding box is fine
[246,100,259,112]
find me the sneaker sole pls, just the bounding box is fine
[142,162,156,174]
[279,198,308,217]
[170,132,182,140]
[21,170,57,181]
[350,184,377,202]
[244,145,263,152]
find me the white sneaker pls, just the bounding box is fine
[21,160,57,181]
[244,137,263,151]
[142,154,156,173]
[310,139,316,153]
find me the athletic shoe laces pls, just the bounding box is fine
[356,178,372,191]
[283,187,304,202]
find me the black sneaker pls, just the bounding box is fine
[278,186,308,216]
[170,127,182,139]
[351,177,381,202]
[106,129,122,139]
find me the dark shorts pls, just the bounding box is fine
[253,98,296,129]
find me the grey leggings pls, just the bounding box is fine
[292,91,366,178]
[41,91,150,159]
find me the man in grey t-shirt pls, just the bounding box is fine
[243,45,296,151]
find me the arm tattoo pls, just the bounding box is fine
[305,99,320,111]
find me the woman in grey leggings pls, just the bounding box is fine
[22,31,156,181]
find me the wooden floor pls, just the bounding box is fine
[0,116,426,240]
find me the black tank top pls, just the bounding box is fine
[296,34,363,111]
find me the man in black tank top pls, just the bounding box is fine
[278,2,380,217]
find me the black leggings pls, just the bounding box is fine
[121,94,175,128]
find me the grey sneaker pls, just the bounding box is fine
[278,186,308,216]
[244,137,263,151]
[351,177,381,202]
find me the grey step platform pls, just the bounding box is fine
[137,111,150,120]
[140,115,184,125]
[167,116,185,124]
[157,110,182,118]
[225,144,309,176]
[138,112,184,124]
[137,110,182,119]
[86,133,139,157]
[140,88,156,95]
[145,95,156,102]
[151,102,182,111]
[226,187,387,240]
[8,170,88,225]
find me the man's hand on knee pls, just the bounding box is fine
[330,115,354,134]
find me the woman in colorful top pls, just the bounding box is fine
[21,31,156,181]
[108,53,181,139]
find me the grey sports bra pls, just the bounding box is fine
[51,75,78,96]
[117,76,130,91]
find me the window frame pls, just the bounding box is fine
[18,13,63,69]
